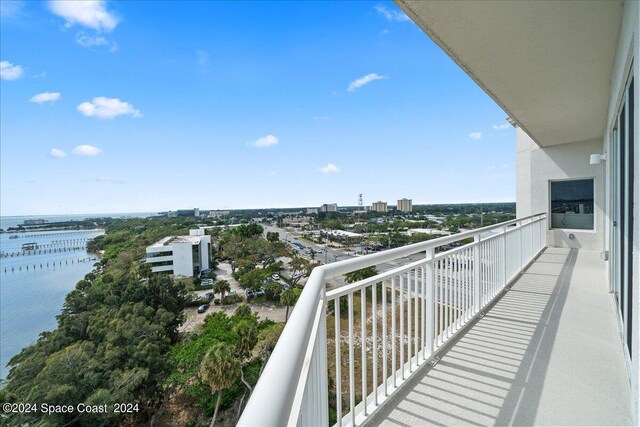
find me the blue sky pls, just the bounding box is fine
[0,0,515,216]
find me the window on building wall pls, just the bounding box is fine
[549,179,595,230]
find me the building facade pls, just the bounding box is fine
[397,198,413,212]
[371,201,388,212]
[145,228,211,277]
[319,203,337,213]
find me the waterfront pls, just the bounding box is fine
[0,229,104,379]
[0,212,157,231]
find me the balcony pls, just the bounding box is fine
[239,214,632,426]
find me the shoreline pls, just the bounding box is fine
[1,227,106,234]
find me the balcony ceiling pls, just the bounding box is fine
[396,0,624,147]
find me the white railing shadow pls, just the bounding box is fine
[239,213,547,427]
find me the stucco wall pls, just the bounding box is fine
[516,129,605,250]
[171,243,194,277]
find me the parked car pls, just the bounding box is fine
[227,290,238,298]
[255,288,265,297]
[282,284,290,291]
[246,289,255,298]
[197,304,209,313]
[272,274,280,280]
[204,292,214,301]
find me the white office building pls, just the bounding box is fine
[397,198,413,212]
[146,229,211,277]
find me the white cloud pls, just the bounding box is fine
[73,144,102,156]
[374,5,410,22]
[319,163,340,174]
[250,135,278,148]
[49,148,66,158]
[468,132,483,140]
[77,97,141,119]
[348,73,386,92]
[75,32,117,51]
[493,123,511,130]
[48,0,119,32]
[30,91,61,104]
[0,60,24,80]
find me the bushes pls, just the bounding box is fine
[222,294,242,305]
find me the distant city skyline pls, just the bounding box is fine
[1,1,516,216]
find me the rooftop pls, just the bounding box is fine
[148,235,204,248]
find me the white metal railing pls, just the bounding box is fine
[239,213,547,427]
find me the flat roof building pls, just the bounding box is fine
[146,228,211,277]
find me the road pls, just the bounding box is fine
[264,224,428,290]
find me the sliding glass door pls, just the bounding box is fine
[611,71,634,363]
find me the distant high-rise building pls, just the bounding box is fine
[371,201,388,212]
[307,207,319,214]
[176,208,200,217]
[320,203,338,213]
[397,198,413,212]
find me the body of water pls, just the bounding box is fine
[1,212,157,231]
[0,227,107,379]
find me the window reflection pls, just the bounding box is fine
[550,179,594,229]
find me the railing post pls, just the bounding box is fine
[473,235,481,313]
[502,225,507,287]
[300,296,329,427]
[425,248,434,356]
[518,220,523,271]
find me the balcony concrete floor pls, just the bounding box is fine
[370,247,632,426]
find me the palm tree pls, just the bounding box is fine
[280,289,297,323]
[200,342,240,427]
[213,280,231,302]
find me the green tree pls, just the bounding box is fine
[289,256,314,285]
[344,266,378,283]
[266,231,280,242]
[200,343,241,427]
[230,223,264,238]
[280,289,297,323]
[238,269,270,291]
[213,280,231,301]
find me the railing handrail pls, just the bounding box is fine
[238,212,546,426]
[315,212,545,279]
